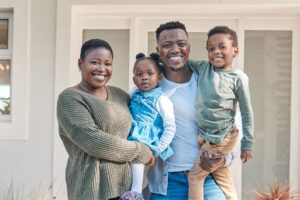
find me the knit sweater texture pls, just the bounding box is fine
[57,86,152,200]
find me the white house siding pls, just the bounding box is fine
[0,0,56,197]
[0,0,299,199]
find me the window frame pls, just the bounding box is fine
[240,17,299,197]
[0,12,13,121]
[0,1,30,140]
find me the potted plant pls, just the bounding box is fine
[255,180,300,200]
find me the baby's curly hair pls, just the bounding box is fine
[133,52,162,72]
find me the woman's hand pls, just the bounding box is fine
[240,150,252,163]
[199,150,225,172]
[146,154,155,166]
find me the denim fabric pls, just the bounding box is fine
[128,87,173,160]
[150,172,225,200]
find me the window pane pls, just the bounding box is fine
[243,31,292,199]
[0,60,11,119]
[0,19,8,49]
[82,29,130,91]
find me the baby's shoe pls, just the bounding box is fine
[119,191,144,200]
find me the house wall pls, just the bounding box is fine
[66,0,300,4]
[0,0,299,198]
[0,0,56,196]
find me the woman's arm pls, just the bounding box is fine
[57,90,152,164]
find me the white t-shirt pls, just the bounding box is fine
[160,73,200,172]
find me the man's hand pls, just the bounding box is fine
[147,154,155,166]
[199,150,225,172]
[240,150,252,163]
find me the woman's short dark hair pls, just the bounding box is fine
[80,39,114,60]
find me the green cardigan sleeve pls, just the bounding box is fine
[57,89,152,164]
[188,59,208,75]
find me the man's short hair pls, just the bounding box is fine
[155,21,188,41]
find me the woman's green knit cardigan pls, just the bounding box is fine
[57,86,152,200]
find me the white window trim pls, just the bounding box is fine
[54,2,300,198]
[0,12,12,122]
[0,1,30,140]
[290,15,300,192]
[0,12,13,122]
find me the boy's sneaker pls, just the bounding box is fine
[119,191,144,200]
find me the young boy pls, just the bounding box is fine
[188,26,254,200]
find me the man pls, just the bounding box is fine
[147,21,233,200]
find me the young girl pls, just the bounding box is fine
[120,53,176,200]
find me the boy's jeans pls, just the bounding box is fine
[150,171,226,200]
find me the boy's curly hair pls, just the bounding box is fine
[207,26,238,48]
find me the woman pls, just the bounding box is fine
[57,39,154,200]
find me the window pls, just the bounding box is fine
[0,19,8,49]
[0,12,12,121]
[0,4,32,139]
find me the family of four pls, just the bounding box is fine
[57,21,254,200]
